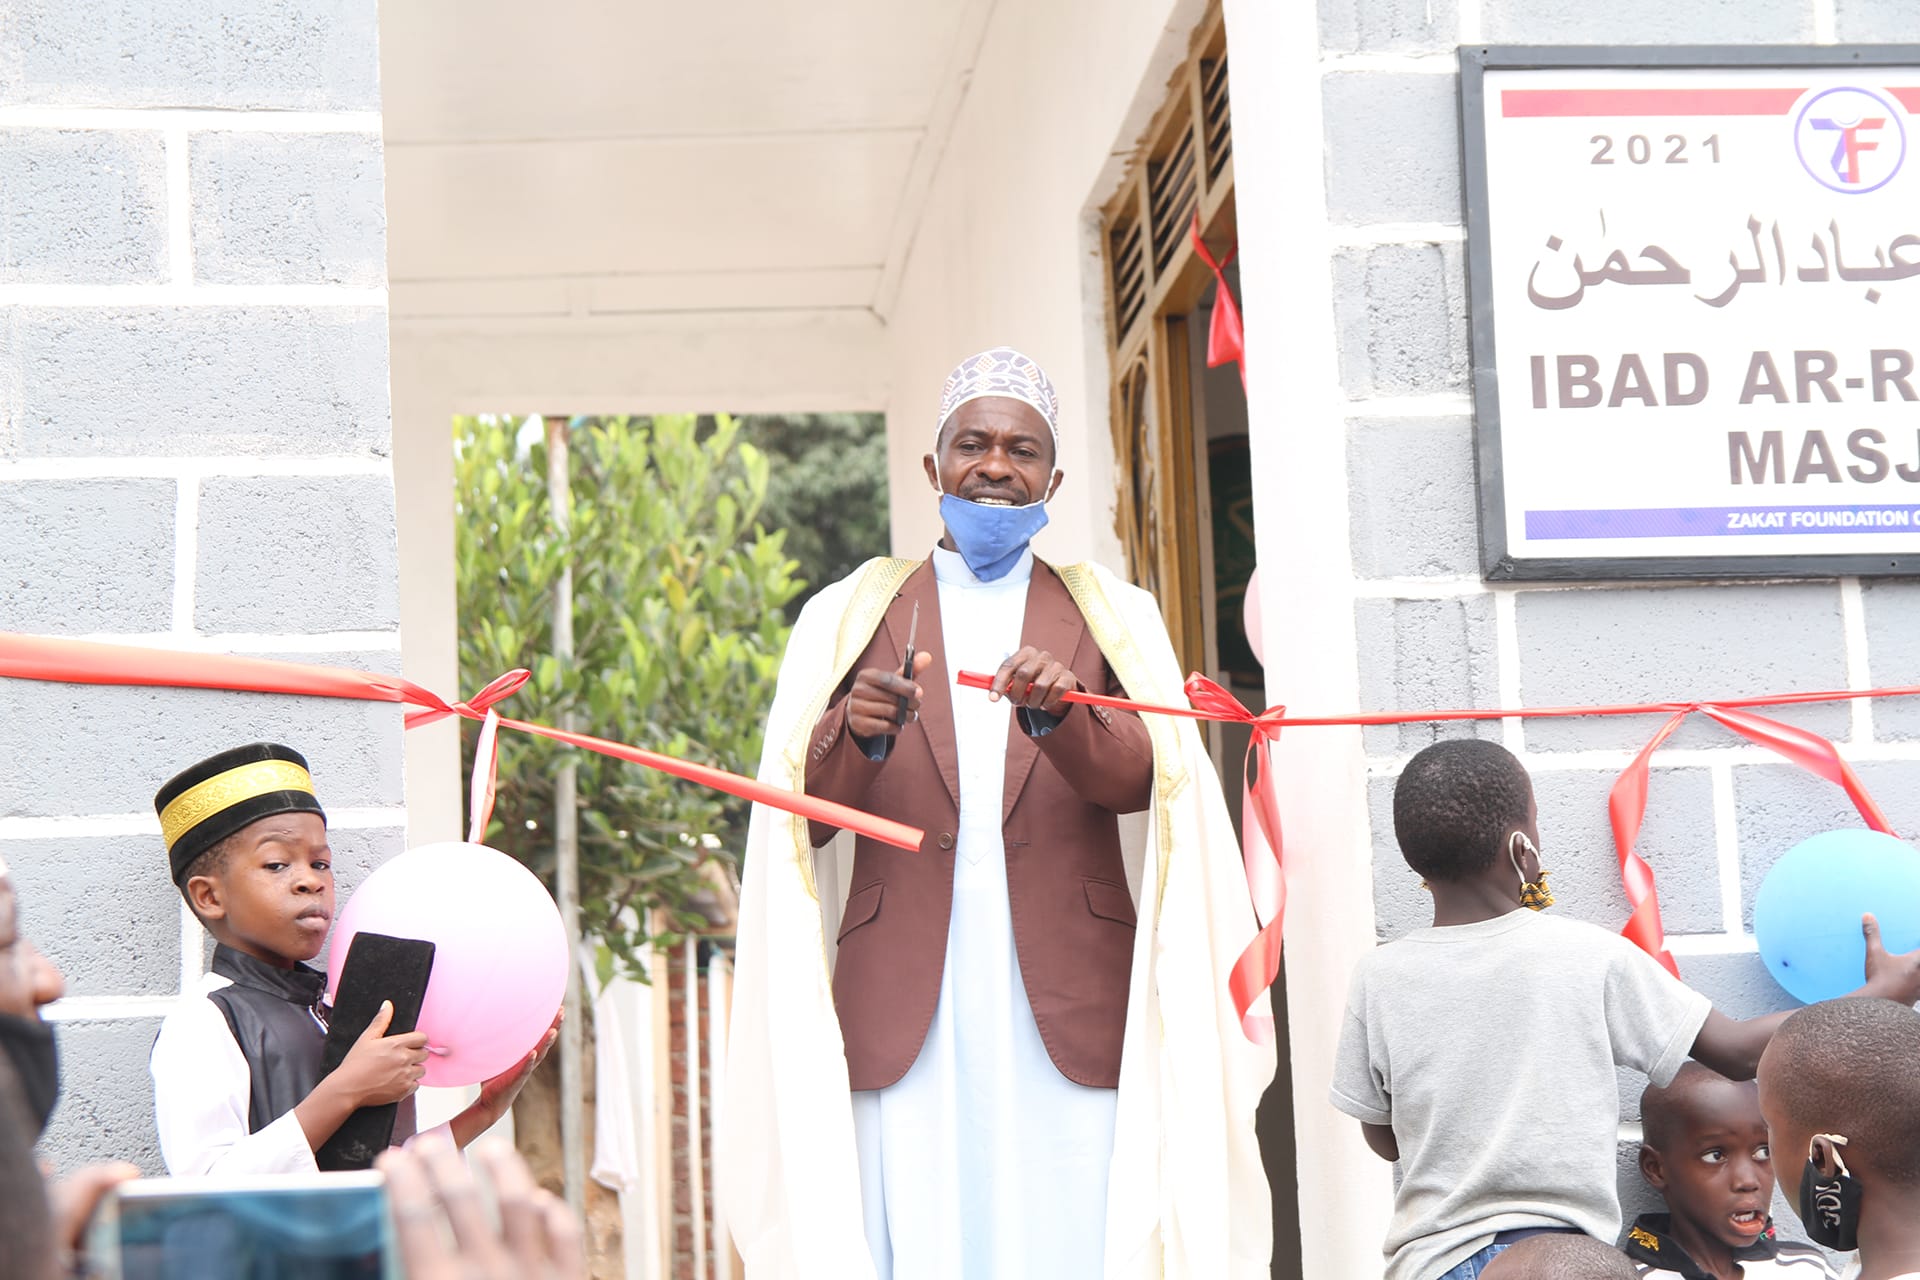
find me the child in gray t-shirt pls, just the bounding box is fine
[1331,740,1920,1280]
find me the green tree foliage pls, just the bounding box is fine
[453,414,803,977]
[732,412,890,617]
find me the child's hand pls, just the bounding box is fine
[1859,914,1920,1004]
[450,1007,563,1148]
[333,1000,430,1107]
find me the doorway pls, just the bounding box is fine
[1098,12,1301,1279]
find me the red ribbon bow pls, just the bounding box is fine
[0,632,924,853]
[1190,211,1247,389]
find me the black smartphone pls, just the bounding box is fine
[315,933,436,1172]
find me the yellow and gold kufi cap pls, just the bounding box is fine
[153,743,326,885]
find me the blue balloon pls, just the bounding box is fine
[1753,829,1920,1005]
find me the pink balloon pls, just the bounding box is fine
[327,842,568,1088]
[1242,567,1265,667]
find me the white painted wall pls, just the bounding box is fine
[878,0,1209,570]
[1223,2,1396,1276]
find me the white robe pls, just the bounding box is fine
[850,547,1116,1278]
[720,555,1276,1279]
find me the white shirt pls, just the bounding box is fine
[150,971,321,1175]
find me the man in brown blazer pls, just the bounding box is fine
[803,347,1157,1278]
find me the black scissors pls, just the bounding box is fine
[896,601,920,726]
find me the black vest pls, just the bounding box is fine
[206,944,415,1142]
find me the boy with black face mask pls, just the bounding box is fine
[1628,1062,1833,1278]
[1758,998,1920,1280]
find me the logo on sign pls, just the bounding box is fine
[1794,87,1906,193]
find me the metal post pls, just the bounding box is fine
[544,414,587,1215]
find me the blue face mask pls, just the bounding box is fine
[939,492,1050,581]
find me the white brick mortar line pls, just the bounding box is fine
[170,477,198,635]
[1330,223,1465,249]
[1368,738,1920,775]
[0,107,382,135]
[42,995,184,1023]
[1340,392,1474,417]
[0,283,386,307]
[1494,588,1525,754]
[57,630,402,653]
[1457,0,1484,45]
[1711,762,1747,936]
[1351,578,1486,599]
[1321,53,1457,74]
[1666,932,1760,956]
[165,127,192,286]
[0,456,391,480]
[0,807,409,840]
[1841,577,1875,745]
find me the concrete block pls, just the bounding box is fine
[1837,0,1916,39]
[1482,0,1808,42]
[1369,773,1432,940]
[1332,243,1468,400]
[1347,417,1479,578]
[1321,0,1458,53]
[0,660,405,818]
[191,132,386,287]
[1371,765,1721,940]
[0,0,380,111]
[1323,74,1462,226]
[1732,760,1920,929]
[7,835,179,998]
[0,479,174,633]
[1675,949,1793,1021]
[1355,594,1499,755]
[194,476,399,633]
[1861,581,1920,740]
[38,1016,164,1175]
[0,307,391,458]
[1533,767,1722,936]
[1514,584,1847,752]
[0,129,167,284]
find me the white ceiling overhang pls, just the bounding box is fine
[381,0,991,403]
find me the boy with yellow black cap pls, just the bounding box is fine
[148,743,546,1175]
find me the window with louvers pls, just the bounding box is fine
[1097,6,1233,676]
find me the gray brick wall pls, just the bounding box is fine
[0,2,401,1177]
[1326,0,1904,1256]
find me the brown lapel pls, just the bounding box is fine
[1001,559,1088,824]
[889,560,959,811]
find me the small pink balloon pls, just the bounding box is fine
[1242,567,1265,667]
[328,842,567,1088]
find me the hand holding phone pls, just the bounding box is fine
[332,1002,429,1109]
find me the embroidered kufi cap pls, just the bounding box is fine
[934,346,1061,454]
[154,743,326,885]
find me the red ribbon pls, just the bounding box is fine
[0,632,924,853]
[1191,211,1246,390]
[958,669,1904,1040]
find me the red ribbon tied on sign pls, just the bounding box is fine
[1190,210,1247,389]
[0,632,924,853]
[1609,702,1893,976]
